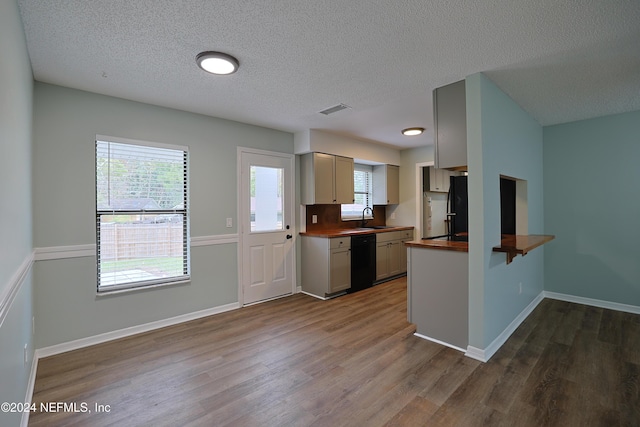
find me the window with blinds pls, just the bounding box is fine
[96,137,190,292]
[341,164,373,219]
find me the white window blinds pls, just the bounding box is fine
[96,137,190,292]
[341,164,373,219]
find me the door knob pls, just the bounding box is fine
[286,234,293,239]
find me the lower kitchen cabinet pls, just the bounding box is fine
[329,243,351,293]
[376,240,402,281]
[301,236,351,298]
[375,229,413,282]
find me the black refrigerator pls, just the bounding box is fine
[449,175,468,236]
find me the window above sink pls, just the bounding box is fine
[341,164,373,220]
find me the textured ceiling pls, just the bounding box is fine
[18,0,640,149]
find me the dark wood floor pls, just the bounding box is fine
[29,277,640,426]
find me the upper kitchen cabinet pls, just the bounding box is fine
[373,164,399,205]
[424,167,463,193]
[301,152,354,205]
[434,80,467,170]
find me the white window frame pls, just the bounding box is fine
[95,135,190,293]
[341,164,373,220]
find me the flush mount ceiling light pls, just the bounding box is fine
[196,51,239,75]
[401,127,425,136]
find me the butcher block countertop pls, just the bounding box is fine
[405,233,555,262]
[493,234,555,264]
[300,226,414,238]
[404,238,469,252]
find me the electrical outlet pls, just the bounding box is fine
[226,218,232,228]
[312,215,318,224]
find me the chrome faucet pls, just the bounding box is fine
[361,207,374,228]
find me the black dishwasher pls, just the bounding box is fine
[350,234,376,293]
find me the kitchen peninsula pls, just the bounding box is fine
[405,237,470,351]
[405,233,554,352]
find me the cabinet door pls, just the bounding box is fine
[428,167,444,192]
[428,167,458,193]
[386,165,400,204]
[329,247,351,292]
[388,241,403,277]
[373,164,400,205]
[434,80,467,169]
[376,242,389,281]
[334,155,354,204]
[314,153,336,204]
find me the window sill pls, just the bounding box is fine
[96,278,190,297]
[341,216,374,221]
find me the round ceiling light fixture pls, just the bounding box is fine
[401,127,425,136]
[196,51,239,75]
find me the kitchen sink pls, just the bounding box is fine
[353,226,394,231]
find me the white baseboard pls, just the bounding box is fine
[21,357,39,427]
[300,290,329,300]
[466,292,640,363]
[464,346,486,362]
[414,332,467,354]
[465,291,545,363]
[35,302,240,359]
[543,291,640,315]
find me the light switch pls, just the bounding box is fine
[226,218,233,227]
[312,215,318,224]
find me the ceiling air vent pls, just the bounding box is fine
[319,103,351,115]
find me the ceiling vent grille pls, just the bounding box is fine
[319,103,351,115]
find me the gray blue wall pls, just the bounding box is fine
[466,73,545,349]
[0,0,35,425]
[544,110,640,305]
[32,83,293,348]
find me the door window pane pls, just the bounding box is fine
[251,166,283,232]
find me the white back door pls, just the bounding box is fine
[239,148,295,305]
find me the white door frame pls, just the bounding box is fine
[415,161,434,240]
[237,147,296,307]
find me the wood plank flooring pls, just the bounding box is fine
[29,278,640,426]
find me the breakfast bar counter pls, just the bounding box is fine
[404,238,469,252]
